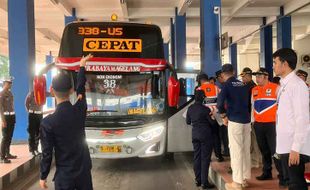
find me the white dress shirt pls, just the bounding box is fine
[276,71,310,155]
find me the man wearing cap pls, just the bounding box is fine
[240,67,256,114]
[215,70,229,157]
[240,67,262,169]
[186,90,216,189]
[0,77,17,163]
[39,54,93,190]
[197,73,224,162]
[251,68,286,186]
[25,90,45,156]
[217,64,252,190]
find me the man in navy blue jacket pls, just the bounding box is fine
[217,64,251,190]
[39,54,93,190]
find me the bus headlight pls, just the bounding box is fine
[137,124,165,142]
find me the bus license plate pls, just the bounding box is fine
[101,145,122,153]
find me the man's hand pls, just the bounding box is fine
[80,54,93,67]
[39,179,48,189]
[222,117,228,126]
[77,94,83,101]
[2,121,6,128]
[289,150,300,167]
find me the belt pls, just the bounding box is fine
[3,112,15,115]
[29,110,43,114]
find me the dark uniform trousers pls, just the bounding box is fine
[280,154,308,190]
[27,113,43,152]
[219,124,229,155]
[211,122,223,158]
[254,122,284,180]
[1,115,15,158]
[192,126,213,185]
[54,168,93,190]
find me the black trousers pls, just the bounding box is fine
[254,122,284,179]
[212,122,222,158]
[27,113,43,152]
[0,115,16,158]
[192,126,213,185]
[55,169,93,190]
[219,124,229,155]
[280,154,308,190]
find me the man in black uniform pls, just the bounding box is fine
[240,67,261,169]
[0,77,17,163]
[25,91,44,156]
[186,90,215,189]
[197,73,224,162]
[215,70,229,157]
[39,54,93,190]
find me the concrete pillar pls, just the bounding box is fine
[8,0,35,140]
[229,39,238,77]
[277,6,292,49]
[200,0,222,76]
[174,8,186,70]
[163,43,169,62]
[260,18,273,78]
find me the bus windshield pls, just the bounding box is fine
[84,72,165,117]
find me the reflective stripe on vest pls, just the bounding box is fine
[252,82,278,123]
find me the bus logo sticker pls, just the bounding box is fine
[83,38,142,52]
[86,65,141,72]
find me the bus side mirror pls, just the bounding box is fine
[168,76,180,107]
[33,75,46,106]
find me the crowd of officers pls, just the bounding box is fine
[187,48,310,190]
[0,79,47,163]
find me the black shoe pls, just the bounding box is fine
[256,173,272,180]
[202,183,215,189]
[6,154,17,159]
[216,156,224,162]
[279,180,289,188]
[195,180,201,187]
[0,158,11,163]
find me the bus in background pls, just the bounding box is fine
[34,22,194,159]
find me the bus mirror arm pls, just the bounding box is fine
[166,63,178,80]
[38,62,56,76]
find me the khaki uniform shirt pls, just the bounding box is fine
[0,90,14,120]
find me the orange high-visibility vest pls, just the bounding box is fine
[199,83,219,106]
[252,82,278,123]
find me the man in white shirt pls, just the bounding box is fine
[273,48,310,190]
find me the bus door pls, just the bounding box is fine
[167,72,198,152]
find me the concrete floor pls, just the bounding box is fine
[16,153,216,190]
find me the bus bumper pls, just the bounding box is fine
[85,121,166,159]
